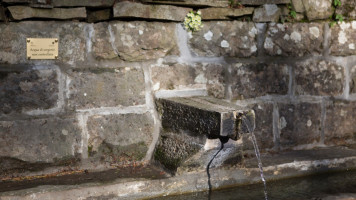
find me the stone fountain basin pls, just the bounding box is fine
[1,146,356,200]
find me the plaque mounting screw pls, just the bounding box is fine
[27,56,31,60]
[55,55,58,59]
[54,39,58,43]
[27,39,30,43]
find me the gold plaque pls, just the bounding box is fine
[26,38,58,60]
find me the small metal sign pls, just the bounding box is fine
[26,38,58,60]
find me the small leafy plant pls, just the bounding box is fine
[333,0,341,7]
[184,10,203,32]
[330,0,344,27]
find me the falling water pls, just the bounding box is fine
[241,116,268,200]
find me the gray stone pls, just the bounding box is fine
[141,0,229,8]
[30,0,53,8]
[324,101,356,145]
[87,113,154,163]
[52,0,115,7]
[335,0,356,20]
[231,63,289,100]
[239,0,290,5]
[302,0,334,21]
[0,117,82,163]
[0,68,59,115]
[330,22,356,56]
[189,21,258,58]
[92,22,178,61]
[0,6,5,21]
[2,0,30,3]
[8,6,86,20]
[151,63,226,98]
[87,9,111,23]
[156,96,255,140]
[278,103,322,147]
[113,1,191,22]
[264,23,324,57]
[291,0,305,13]
[0,21,88,64]
[253,4,281,22]
[295,60,344,96]
[200,7,254,20]
[67,68,145,110]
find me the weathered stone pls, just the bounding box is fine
[330,22,356,56]
[92,22,178,61]
[141,0,229,8]
[87,9,111,23]
[200,7,254,20]
[156,96,255,140]
[52,0,115,7]
[0,117,81,163]
[239,0,290,5]
[231,63,289,100]
[113,1,191,22]
[30,0,53,8]
[325,101,356,145]
[8,6,86,20]
[151,63,225,98]
[2,0,30,3]
[295,60,344,96]
[278,103,322,147]
[189,21,258,58]
[335,0,356,20]
[67,68,145,109]
[253,4,281,22]
[264,23,324,57]
[0,6,5,21]
[302,0,334,21]
[0,22,88,64]
[0,68,59,115]
[87,113,154,163]
[291,0,305,13]
[349,65,356,94]
[154,131,202,172]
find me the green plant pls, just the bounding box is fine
[290,10,297,19]
[333,0,341,7]
[183,10,203,32]
[229,0,243,8]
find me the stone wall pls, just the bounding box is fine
[1,0,356,177]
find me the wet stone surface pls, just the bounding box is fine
[294,60,344,96]
[278,102,322,148]
[0,117,82,164]
[189,21,258,58]
[324,101,356,145]
[264,23,324,57]
[330,22,356,56]
[231,63,289,100]
[0,69,58,115]
[151,63,226,98]
[67,68,145,110]
[93,21,178,61]
[87,113,154,163]
[0,22,88,65]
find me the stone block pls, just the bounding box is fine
[330,22,356,56]
[350,65,356,94]
[302,0,334,21]
[151,63,226,98]
[141,0,229,8]
[113,1,191,22]
[291,0,305,13]
[52,0,115,7]
[0,22,88,64]
[295,60,344,96]
[87,9,111,23]
[0,6,5,21]
[0,117,82,163]
[0,68,59,115]
[278,103,322,147]
[335,0,356,20]
[8,6,86,20]
[264,23,324,57]
[67,68,145,110]
[92,21,178,61]
[87,113,154,163]
[200,7,254,20]
[189,21,258,58]
[253,4,281,22]
[2,0,30,3]
[239,0,290,5]
[324,101,356,145]
[231,63,289,100]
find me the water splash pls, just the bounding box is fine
[241,116,268,200]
